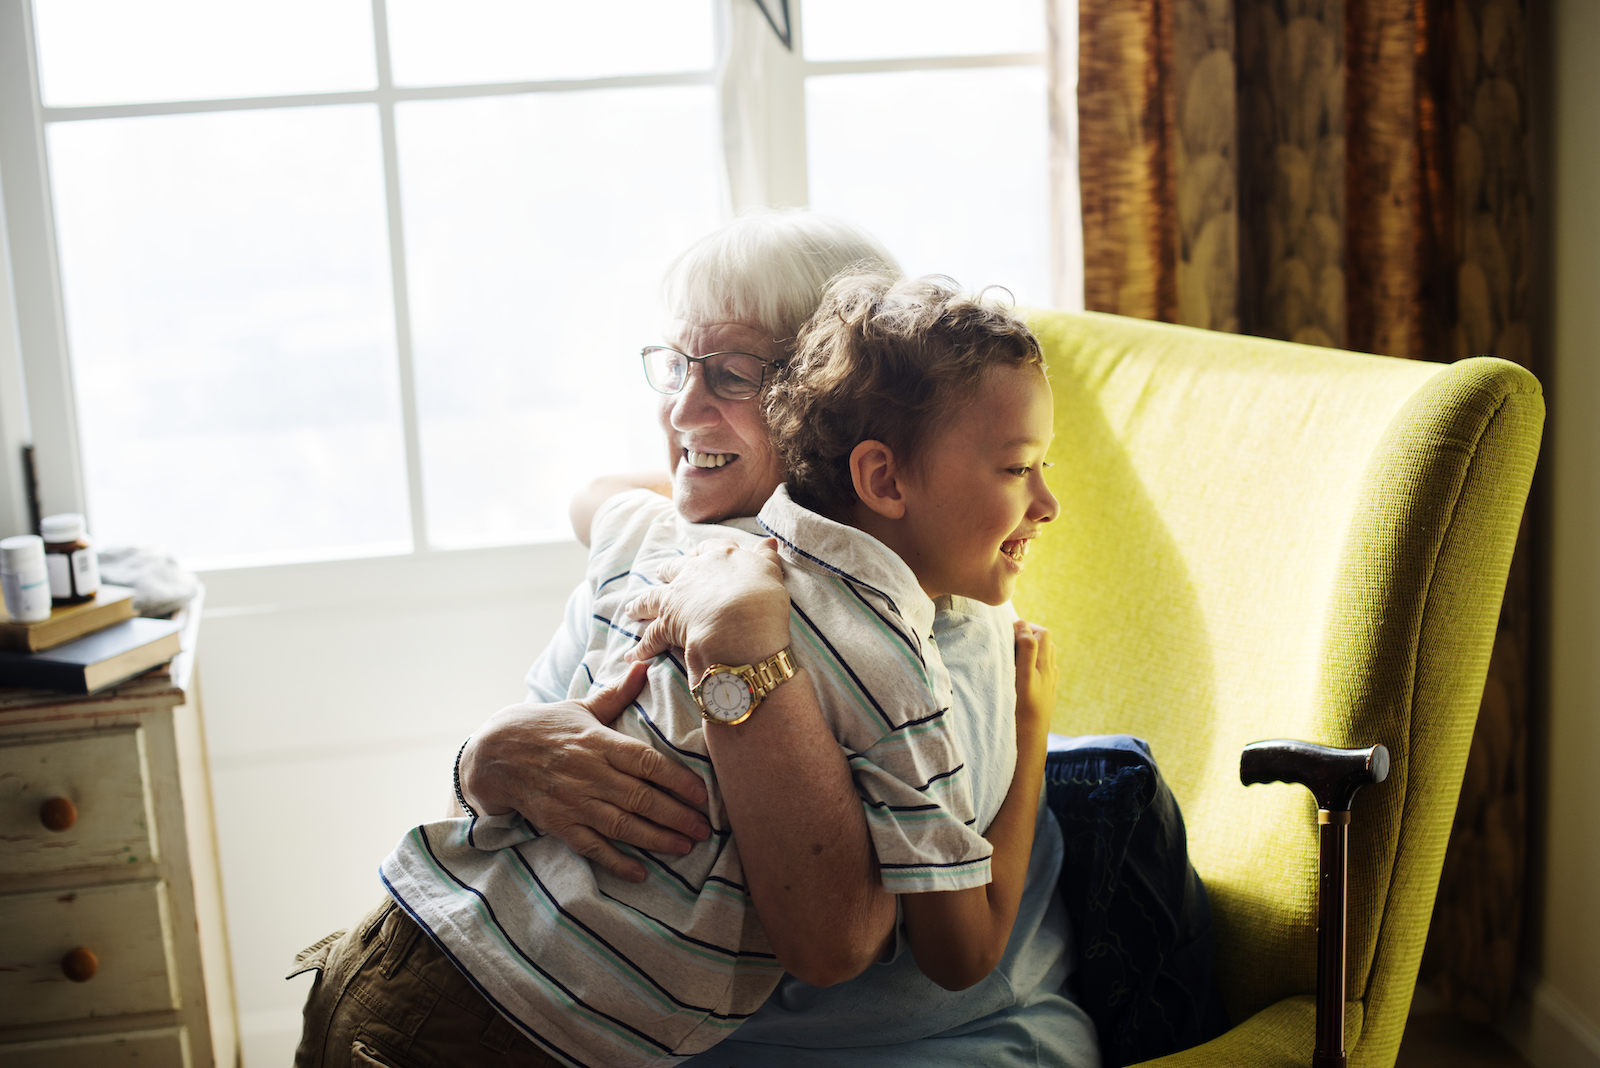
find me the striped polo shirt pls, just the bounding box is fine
[381,486,993,1068]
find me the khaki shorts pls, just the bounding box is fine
[289,899,562,1068]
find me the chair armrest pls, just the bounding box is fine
[1132,996,1364,1067]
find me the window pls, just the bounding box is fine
[800,0,1050,303]
[0,0,1067,572]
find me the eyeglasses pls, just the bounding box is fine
[641,346,781,402]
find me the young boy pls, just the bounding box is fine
[381,274,1059,1068]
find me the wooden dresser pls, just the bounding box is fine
[0,605,237,1067]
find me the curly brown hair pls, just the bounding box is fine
[764,273,1045,520]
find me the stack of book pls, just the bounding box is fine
[0,586,182,694]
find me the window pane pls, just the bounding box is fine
[802,0,1043,61]
[386,0,713,87]
[806,67,1050,306]
[396,87,720,549]
[33,0,375,107]
[49,106,410,567]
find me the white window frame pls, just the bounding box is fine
[721,2,1050,212]
[0,0,1062,576]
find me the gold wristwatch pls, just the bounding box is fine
[691,648,796,726]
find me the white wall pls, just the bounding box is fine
[1522,1,1600,1065]
[196,541,586,1067]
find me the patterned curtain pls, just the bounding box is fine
[1057,0,1535,1022]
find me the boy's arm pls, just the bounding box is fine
[900,620,1055,990]
[629,541,898,988]
[570,470,672,546]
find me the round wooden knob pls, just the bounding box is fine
[40,796,76,832]
[61,947,97,982]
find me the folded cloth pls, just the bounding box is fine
[97,545,200,618]
[1045,733,1230,1068]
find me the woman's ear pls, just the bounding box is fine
[850,440,907,520]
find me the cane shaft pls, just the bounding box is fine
[1314,813,1349,1068]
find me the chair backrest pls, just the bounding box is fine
[1015,310,1542,1064]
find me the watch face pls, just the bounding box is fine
[701,671,753,723]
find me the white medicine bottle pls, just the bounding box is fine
[40,513,101,605]
[1,534,53,622]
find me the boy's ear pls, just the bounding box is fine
[850,440,907,520]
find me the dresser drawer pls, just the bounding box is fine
[0,1026,188,1067]
[0,880,178,1028]
[0,729,156,875]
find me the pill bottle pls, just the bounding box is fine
[40,513,101,605]
[1,534,53,623]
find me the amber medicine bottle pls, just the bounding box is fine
[40,512,101,605]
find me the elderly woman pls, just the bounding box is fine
[294,212,1097,1068]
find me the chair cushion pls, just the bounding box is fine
[1046,734,1229,1067]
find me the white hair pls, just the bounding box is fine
[661,209,902,354]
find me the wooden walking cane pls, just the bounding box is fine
[1241,740,1391,1068]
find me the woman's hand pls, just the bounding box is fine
[458,662,713,884]
[1013,619,1057,752]
[627,539,792,675]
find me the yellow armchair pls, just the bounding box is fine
[1016,310,1543,1068]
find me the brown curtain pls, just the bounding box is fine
[1058,0,1536,1023]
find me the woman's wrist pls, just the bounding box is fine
[682,591,791,676]
[455,728,513,817]
[453,735,479,817]
[685,625,791,677]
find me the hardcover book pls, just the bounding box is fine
[0,617,182,694]
[0,584,136,652]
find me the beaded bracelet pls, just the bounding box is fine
[453,735,479,819]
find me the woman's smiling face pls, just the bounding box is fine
[657,320,787,524]
[892,364,1059,605]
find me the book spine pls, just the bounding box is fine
[0,657,89,694]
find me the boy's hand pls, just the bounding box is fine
[1013,619,1058,738]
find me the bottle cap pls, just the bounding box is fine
[0,534,45,571]
[40,513,87,543]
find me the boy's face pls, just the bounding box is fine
[657,319,786,524]
[896,364,1058,605]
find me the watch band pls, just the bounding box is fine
[745,647,796,702]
